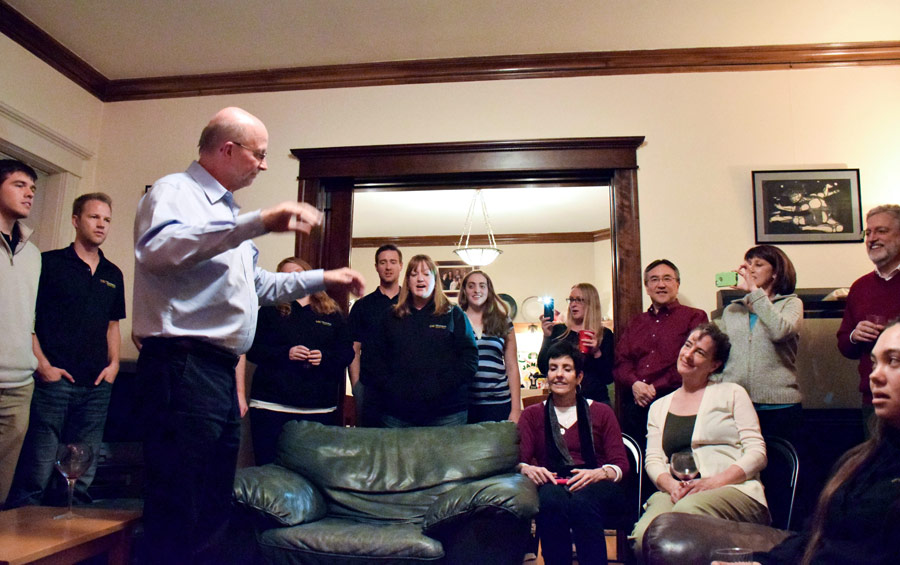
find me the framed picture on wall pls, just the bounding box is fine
[436,260,473,298]
[752,169,863,244]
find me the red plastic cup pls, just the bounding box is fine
[578,330,595,354]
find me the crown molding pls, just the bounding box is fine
[3,1,899,102]
[0,1,107,98]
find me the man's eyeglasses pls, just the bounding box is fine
[646,276,677,284]
[231,141,267,162]
[566,297,585,304]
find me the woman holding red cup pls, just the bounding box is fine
[538,283,614,404]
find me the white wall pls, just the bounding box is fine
[0,35,104,250]
[96,66,900,357]
[4,33,898,360]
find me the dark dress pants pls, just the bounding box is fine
[137,338,240,565]
[536,480,626,565]
[249,407,336,466]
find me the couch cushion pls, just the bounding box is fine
[275,421,520,523]
[258,518,444,563]
[233,464,328,526]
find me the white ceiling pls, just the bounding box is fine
[352,185,610,237]
[6,1,897,237]
[6,0,900,80]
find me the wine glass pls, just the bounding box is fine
[54,443,93,520]
[670,450,699,484]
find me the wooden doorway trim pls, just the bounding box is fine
[291,136,645,331]
[291,137,645,417]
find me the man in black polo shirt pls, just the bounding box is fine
[348,244,402,427]
[8,193,125,507]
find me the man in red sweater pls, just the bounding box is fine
[837,204,900,428]
[614,259,708,448]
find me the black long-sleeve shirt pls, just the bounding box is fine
[538,324,614,402]
[365,302,478,423]
[247,302,353,409]
[758,426,900,565]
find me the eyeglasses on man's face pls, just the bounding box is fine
[646,275,677,285]
[231,141,268,162]
[566,297,585,304]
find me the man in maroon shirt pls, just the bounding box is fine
[837,204,900,429]
[614,259,708,448]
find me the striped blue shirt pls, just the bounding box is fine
[469,320,513,405]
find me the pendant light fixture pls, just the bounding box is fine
[454,189,502,267]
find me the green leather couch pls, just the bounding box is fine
[232,420,539,565]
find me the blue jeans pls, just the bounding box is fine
[467,401,511,423]
[8,379,111,507]
[382,410,467,428]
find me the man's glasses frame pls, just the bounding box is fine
[231,141,267,162]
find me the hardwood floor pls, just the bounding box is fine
[529,533,624,564]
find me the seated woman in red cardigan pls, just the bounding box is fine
[517,340,629,565]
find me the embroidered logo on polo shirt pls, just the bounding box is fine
[99,279,117,289]
[429,324,448,330]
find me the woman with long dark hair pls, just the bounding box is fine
[518,340,628,565]
[755,318,900,565]
[459,270,521,423]
[538,283,613,403]
[246,257,353,465]
[366,254,478,427]
[716,244,803,442]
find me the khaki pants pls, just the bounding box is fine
[0,382,34,506]
[631,487,771,561]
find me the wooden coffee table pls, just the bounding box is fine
[0,506,141,565]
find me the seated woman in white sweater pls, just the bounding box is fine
[631,323,769,560]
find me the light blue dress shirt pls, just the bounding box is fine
[133,161,325,355]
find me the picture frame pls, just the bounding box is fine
[752,169,863,244]
[436,260,474,298]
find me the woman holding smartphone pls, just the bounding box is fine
[538,283,613,403]
[459,270,521,423]
[716,244,803,442]
[366,254,478,427]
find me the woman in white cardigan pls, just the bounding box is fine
[631,323,769,560]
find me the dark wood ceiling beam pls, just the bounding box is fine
[101,41,900,101]
[2,0,898,102]
[352,229,610,248]
[0,1,107,98]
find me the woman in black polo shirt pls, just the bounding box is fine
[366,254,478,427]
[246,257,353,465]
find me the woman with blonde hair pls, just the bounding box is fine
[459,270,521,423]
[538,283,614,403]
[367,254,478,427]
[246,257,353,464]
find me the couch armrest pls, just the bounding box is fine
[423,474,538,534]
[233,464,328,527]
[643,513,793,565]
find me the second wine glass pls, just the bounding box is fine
[54,443,93,520]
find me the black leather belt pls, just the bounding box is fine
[143,337,239,367]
